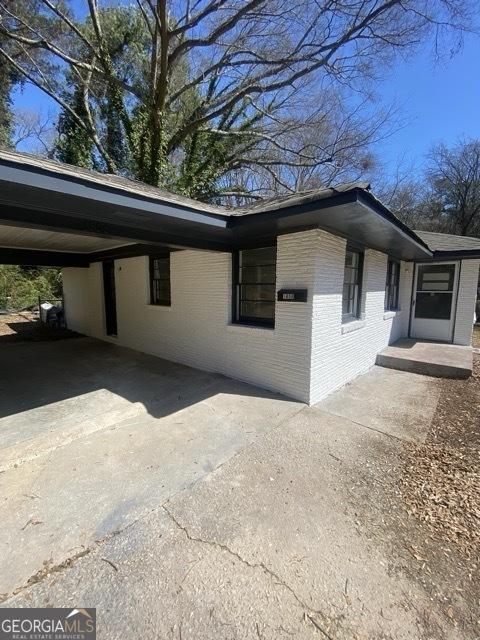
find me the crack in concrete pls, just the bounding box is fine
[0,548,91,604]
[162,504,336,639]
[0,517,139,604]
[320,409,410,443]
[1,403,307,606]
[1,407,304,605]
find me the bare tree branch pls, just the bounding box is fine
[0,0,475,198]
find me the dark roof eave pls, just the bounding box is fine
[0,158,229,227]
[356,190,432,256]
[0,151,435,260]
[432,250,480,260]
[229,187,433,260]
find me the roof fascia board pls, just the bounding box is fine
[0,247,89,267]
[0,162,228,228]
[230,188,433,259]
[432,249,480,260]
[355,191,432,257]
[0,206,231,252]
[228,190,358,227]
[0,155,437,260]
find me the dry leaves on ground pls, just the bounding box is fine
[403,441,479,555]
[473,324,480,349]
[402,341,480,557]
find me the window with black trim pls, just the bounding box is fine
[233,246,276,327]
[149,254,171,306]
[385,259,400,311]
[342,248,364,322]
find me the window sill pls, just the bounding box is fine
[341,318,366,334]
[146,303,172,311]
[227,323,275,334]
[383,309,400,320]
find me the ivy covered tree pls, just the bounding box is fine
[54,83,94,168]
[52,3,248,199]
[0,1,476,203]
[0,61,13,148]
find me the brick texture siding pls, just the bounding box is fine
[64,231,319,403]
[63,230,477,404]
[309,230,412,404]
[453,259,480,345]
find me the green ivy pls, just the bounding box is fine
[0,265,62,310]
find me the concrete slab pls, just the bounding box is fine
[4,377,458,640]
[376,338,473,379]
[0,340,469,639]
[0,338,301,597]
[0,337,234,469]
[319,365,441,442]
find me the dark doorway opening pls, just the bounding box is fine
[103,261,117,336]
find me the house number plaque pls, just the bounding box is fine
[277,289,308,302]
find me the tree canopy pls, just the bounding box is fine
[381,139,480,237]
[0,0,477,203]
[0,264,62,310]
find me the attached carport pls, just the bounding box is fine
[0,148,442,435]
[0,148,432,270]
[0,150,435,385]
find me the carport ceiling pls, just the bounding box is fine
[0,224,134,253]
[0,149,434,266]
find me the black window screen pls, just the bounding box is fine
[385,260,400,311]
[417,264,455,292]
[415,264,455,320]
[233,246,276,327]
[150,255,171,306]
[342,249,363,321]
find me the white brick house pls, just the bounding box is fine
[1,150,479,404]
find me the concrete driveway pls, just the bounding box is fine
[0,338,301,597]
[2,337,464,640]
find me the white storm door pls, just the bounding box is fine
[410,262,459,342]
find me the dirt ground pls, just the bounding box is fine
[0,312,80,343]
[398,330,480,637]
[473,324,480,348]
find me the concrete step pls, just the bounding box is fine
[376,339,473,379]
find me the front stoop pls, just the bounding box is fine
[376,338,473,379]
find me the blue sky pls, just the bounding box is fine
[375,33,480,177]
[11,11,480,183]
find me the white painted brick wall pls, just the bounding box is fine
[68,229,480,406]
[63,230,320,403]
[62,267,92,335]
[309,230,412,404]
[453,259,480,345]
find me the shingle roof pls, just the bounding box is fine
[414,230,480,253]
[0,148,226,216]
[2,148,480,258]
[0,148,368,218]
[232,182,371,216]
